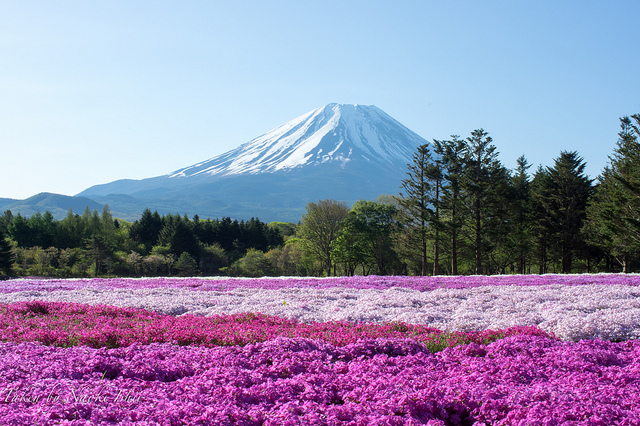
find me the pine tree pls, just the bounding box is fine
[585,115,640,271]
[130,208,164,253]
[530,166,552,273]
[434,136,466,275]
[536,151,593,273]
[511,156,532,274]
[0,230,13,277]
[398,144,433,275]
[174,252,199,276]
[460,129,509,274]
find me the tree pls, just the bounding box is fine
[434,136,466,275]
[398,144,433,275]
[174,252,198,276]
[85,234,112,276]
[223,248,278,277]
[299,199,349,276]
[460,129,509,274]
[585,115,640,272]
[199,243,229,275]
[0,210,13,236]
[7,213,30,247]
[0,230,13,277]
[158,214,201,260]
[535,151,593,273]
[510,156,533,274]
[333,200,399,275]
[130,209,163,254]
[57,208,84,248]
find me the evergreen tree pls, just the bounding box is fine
[174,252,198,276]
[57,208,83,248]
[0,230,13,277]
[510,156,533,274]
[398,144,434,275]
[8,213,31,247]
[100,205,117,248]
[162,215,201,259]
[535,151,593,273]
[460,129,509,274]
[434,136,466,275]
[0,210,13,236]
[130,208,163,253]
[585,115,640,271]
[530,166,552,273]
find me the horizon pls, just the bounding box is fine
[2,1,639,199]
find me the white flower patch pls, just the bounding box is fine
[2,280,640,342]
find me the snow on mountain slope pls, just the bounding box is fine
[76,103,430,221]
[168,103,425,179]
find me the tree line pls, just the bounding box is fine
[299,115,640,276]
[0,208,286,277]
[0,114,639,278]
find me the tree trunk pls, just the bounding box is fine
[421,221,428,276]
[475,196,482,275]
[433,178,440,276]
[561,246,572,273]
[451,189,458,275]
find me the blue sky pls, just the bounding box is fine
[1,1,639,199]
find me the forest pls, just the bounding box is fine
[0,114,639,278]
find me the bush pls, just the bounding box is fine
[222,248,278,277]
[174,252,198,276]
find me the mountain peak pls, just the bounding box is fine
[77,103,430,221]
[169,103,425,179]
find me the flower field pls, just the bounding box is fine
[1,275,640,424]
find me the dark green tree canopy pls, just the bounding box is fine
[585,115,640,271]
[535,151,593,273]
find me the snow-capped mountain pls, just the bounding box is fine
[168,103,424,179]
[77,104,428,222]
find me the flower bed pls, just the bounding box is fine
[0,301,550,351]
[1,336,639,425]
[1,275,639,424]
[3,275,640,341]
[5,273,640,293]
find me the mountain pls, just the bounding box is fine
[0,193,104,219]
[78,103,428,222]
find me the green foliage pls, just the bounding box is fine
[460,129,511,274]
[223,248,278,277]
[398,144,436,275]
[299,199,349,276]
[0,230,14,277]
[199,243,229,275]
[268,238,316,276]
[509,156,533,274]
[129,208,163,254]
[533,151,593,273]
[1,205,289,277]
[584,115,640,271]
[331,200,400,275]
[174,252,198,276]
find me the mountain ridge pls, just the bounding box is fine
[0,193,104,219]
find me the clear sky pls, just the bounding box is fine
[1,1,639,200]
